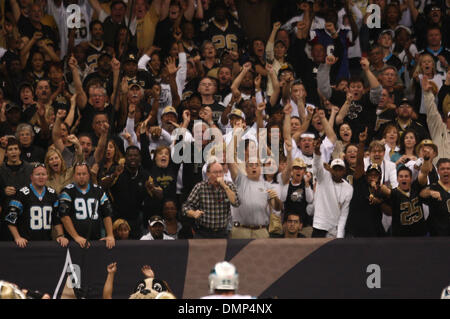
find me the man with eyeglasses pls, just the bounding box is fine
[4,164,68,248]
[227,135,283,239]
[182,161,239,239]
[270,212,305,239]
[58,163,115,249]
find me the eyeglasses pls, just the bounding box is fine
[33,163,46,169]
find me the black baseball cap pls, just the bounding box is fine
[398,97,412,108]
[6,103,20,113]
[366,164,382,175]
[148,215,165,227]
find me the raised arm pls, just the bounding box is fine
[360,57,382,104]
[281,140,293,185]
[9,0,21,23]
[52,114,65,152]
[166,56,181,108]
[94,122,109,164]
[231,62,252,92]
[267,64,280,106]
[64,94,77,128]
[354,127,368,180]
[68,55,88,109]
[417,154,432,186]
[102,262,117,299]
[335,92,353,125]
[87,0,103,15]
[319,110,337,144]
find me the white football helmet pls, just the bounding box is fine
[208,261,239,294]
[441,285,450,299]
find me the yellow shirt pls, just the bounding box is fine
[136,4,159,52]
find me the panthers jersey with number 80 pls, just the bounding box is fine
[5,185,60,241]
[58,183,111,240]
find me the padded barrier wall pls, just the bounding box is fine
[0,238,449,299]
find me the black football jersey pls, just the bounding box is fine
[202,19,244,53]
[58,183,112,240]
[423,182,450,236]
[85,42,105,72]
[390,181,427,237]
[4,185,60,241]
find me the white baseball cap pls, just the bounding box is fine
[330,159,346,168]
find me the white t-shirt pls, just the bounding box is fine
[47,0,93,58]
[140,232,174,240]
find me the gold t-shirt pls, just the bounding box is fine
[136,4,159,52]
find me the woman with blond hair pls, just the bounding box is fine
[44,140,83,193]
[411,53,445,120]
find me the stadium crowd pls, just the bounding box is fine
[0,0,449,247]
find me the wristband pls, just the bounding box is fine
[56,234,64,238]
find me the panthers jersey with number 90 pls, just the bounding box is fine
[58,183,111,240]
[4,185,60,241]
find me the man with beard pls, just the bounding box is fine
[106,146,156,239]
[420,158,450,236]
[83,20,105,72]
[58,163,115,248]
[376,98,430,143]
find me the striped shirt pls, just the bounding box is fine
[182,181,240,230]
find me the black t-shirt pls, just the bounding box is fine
[389,180,427,237]
[346,175,384,237]
[20,145,45,164]
[284,181,311,227]
[331,90,378,139]
[109,167,151,221]
[422,182,450,236]
[78,103,115,134]
[58,183,111,240]
[203,101,224,124]
[4,185,60,241]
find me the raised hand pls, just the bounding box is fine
[314,138,322,155]
[283,102,293,115]
[325,55,338,65]
[107,262,117,274]
[111,57,121,72]
[68,55,78,69]
[360,57,370,71]
[141,265,154,278]
[173,27,182,41]
[273,21,282,31]
[359,127,368,143]
[242,61,252,72]
[166,56,180,75]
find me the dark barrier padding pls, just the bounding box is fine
[0,238,449,299]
